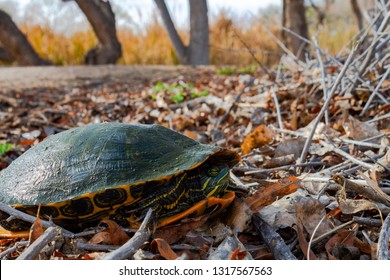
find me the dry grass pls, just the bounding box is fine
[15,11,358,66]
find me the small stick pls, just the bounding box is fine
[102,208,153,260]
[307,214,327,260]
[313,36,329,125]
[311,220,354,245]
[334,138,387,149]
[216,77,255,128]
[0,241,28,259]
[16,227,59,260]
[244,162,326,174]
[75,242,119,252]
[319,140,374,170]
[298,46,357,166]
[366,112,390,124]
[352,216,382,227]
[377,212,390,260]
[252,213,297,260]
[233,29,269,75]
[0,202,74,238]
[271,88,284,139]
[262,25,304,67]
[360,67,390,116]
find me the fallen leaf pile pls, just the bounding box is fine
[0,7,389,260]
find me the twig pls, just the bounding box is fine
[0,202,74,237]
[102,208,153,260]
[252,213,297,260]
[298,46,357,166]
[307,214,327,260]
[311,220,354,245]
[319,140,374,170]
[216,77,255,128]
[271,88,284,139]
[313,36,329,125]
[16,227,59,260]
[244,162,326,175]
[366,112,390,123]
[333,174,390,207]
[0,241,28,259]
[352,216,382,227]
[377,212,390,260]
[233,29,269,75]
[262,25,305,68]
[360,67,390,116]
[75,242,119,252]
[282,27,341,67]
[334,138,387,150]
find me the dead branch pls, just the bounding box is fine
[102,208,152,260]
[252,213,297,260]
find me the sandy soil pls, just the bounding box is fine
[0,65,215,90]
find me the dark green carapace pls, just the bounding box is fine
[0,123,239,232]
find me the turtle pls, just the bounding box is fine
[0,123,240,232]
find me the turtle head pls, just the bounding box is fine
[201,165,230,197]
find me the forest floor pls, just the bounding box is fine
[0,65,214,90]
[0,58,389,260]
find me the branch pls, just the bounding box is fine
[154,0,187,64]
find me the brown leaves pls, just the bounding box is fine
[88,220,129,246]
[245,175,301,212]
[325,229,373,260]
[241,125,273,155]
[295,197,331,260]
[153,215,209,245]
[150,238,178,260]
[29,204,44,245]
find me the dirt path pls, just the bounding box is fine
[0,65,215,90]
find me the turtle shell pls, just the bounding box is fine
[0,123,239,231]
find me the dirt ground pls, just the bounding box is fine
[0,65,215,90]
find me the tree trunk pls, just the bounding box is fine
[188,0,209,65]
[0,47,12,62]
[0,10,50,65]
[350,0,364,32]
[154,0,188,63]
[282,0,309,61]
[74,0,121,64]
[154,0,209,65]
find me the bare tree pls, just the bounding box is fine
[67,0,122,64]
[0,9,50,65]
[154,0,209,65]
[282,0,309,61]
[350,0,364,32]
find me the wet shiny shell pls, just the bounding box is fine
[0,123,236,207]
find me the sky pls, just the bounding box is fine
[0,0,282,35]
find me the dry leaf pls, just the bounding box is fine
[241,125,273,155]
[245,175,301,212]
[324,229,368,260]
[296,196,331,237]
[343,115,381,141]
[151,238,178,260]
[88,219,129,245]
[29,205,44,245]
[208,235,252,260]
[295,197,331,260]
[226,197,252,232]
[337,197,379,214]
[230,248,247,260]
[88,231,113,245]
[274,138,306,159]
[153,215,209,244]
[263,154,295,168]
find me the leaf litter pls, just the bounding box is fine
[1,7,390,260]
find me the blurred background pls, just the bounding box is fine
[0,0,377,66]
